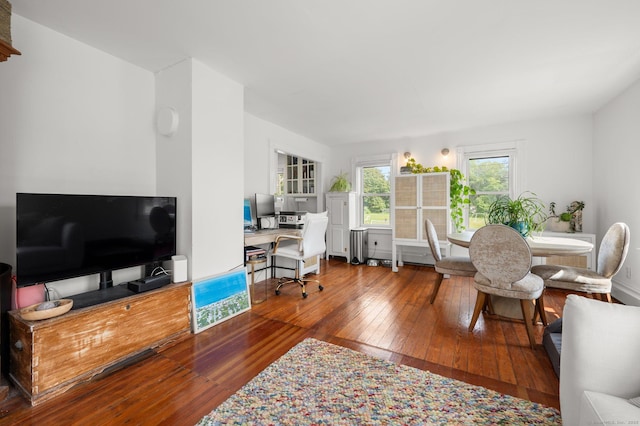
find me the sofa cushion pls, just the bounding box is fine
[580,391,640,425]
[542,318,562,377]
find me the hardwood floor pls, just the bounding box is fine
[0,258,571,424]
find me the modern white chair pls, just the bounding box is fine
[468,224,546,348]
[532,222,630,303]
[272,213,328,298]
[424,219,476,304]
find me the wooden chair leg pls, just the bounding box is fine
[520,299,537,349]
[534,295,548,326]
[468,291,486,332]
[486,295,495,315]
[600,293,612,303]
[429,273,444,304]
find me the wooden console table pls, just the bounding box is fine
[9,281,192,406]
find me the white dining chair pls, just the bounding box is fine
[425,219,476,304]
[532,222,630,303]
[468,224,546,348]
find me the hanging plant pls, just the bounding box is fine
[405,158,475,232]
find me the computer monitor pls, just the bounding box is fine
[255,193,275,218]
[243,198,253,229]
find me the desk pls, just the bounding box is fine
[244,228,300,246]
[244,228,319,277]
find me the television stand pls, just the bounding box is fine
[9,281,192,406]
[69,284,135,310]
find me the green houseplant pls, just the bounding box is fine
[486,192,547,237]
[405,158,475,232]
[329,172,351,192]
[547,201,585,232]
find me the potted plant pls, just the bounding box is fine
[546,201,585,233]
[329,172,351,192]
[546,202,571,232]
[486,192,547,237]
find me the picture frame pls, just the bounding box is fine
[191,267,250,334]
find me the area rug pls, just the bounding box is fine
[197,338,561,425]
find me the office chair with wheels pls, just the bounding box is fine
[272,213,328,298]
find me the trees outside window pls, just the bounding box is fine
[362,166,391,226]
[459,142,519,230]
[468,156,511,228]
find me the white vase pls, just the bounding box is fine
[546,217,571,233]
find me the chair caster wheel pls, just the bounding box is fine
[319,285,324,291]
[275,290,280,296]
[302,292,308,298]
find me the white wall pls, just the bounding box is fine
[594,78,640,305]
[244,113,330,210]
[0,16,156,296]
[329,115,594,232]
[157,59,245,281]
[328,115,594,264]
[191,60,244,278]
[155,59,194,277]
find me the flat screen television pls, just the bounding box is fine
[16,193,177,292]
[254,193,275,218]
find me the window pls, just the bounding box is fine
[458,142,520,230]
[353,155,393,227]
[362,165,391,226]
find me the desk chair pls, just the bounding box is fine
[272,213,328,298]
[425,219,476,304]
[468,224,546,348]
[532,222,630,303]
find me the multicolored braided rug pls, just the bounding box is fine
[197,338,561,425]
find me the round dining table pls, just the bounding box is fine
[447,231,594,257]
[447,230,594,321]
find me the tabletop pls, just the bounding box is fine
[447,231,594,257]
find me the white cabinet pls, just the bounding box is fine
[286,155,316,195]
[325,192,357,260]
[392,172,450,272]
[536,232,597,270]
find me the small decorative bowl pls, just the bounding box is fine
[19,299,73,321]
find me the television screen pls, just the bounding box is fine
[243,198,253,228]
[255,193,275,218]
[16,193,177,287]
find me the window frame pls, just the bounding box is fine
[352,154,395,228]
[456,141,523,230]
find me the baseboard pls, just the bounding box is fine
[611,280,640,306]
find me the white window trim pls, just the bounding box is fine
[456,140,524,197]
[456,140,524,228]
[352,153,396,227]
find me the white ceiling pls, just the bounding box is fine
[11,0,640,145]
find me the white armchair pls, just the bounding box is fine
[560,295,640,425]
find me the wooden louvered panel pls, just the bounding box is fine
[394,176,417,207]
[421,174,447,207]
[395,209,417,239]
[423,210,447,240]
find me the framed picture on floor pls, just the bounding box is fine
[191,267,250,334]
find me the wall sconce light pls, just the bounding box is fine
[404,152,412,160]
[441,148,450,157]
